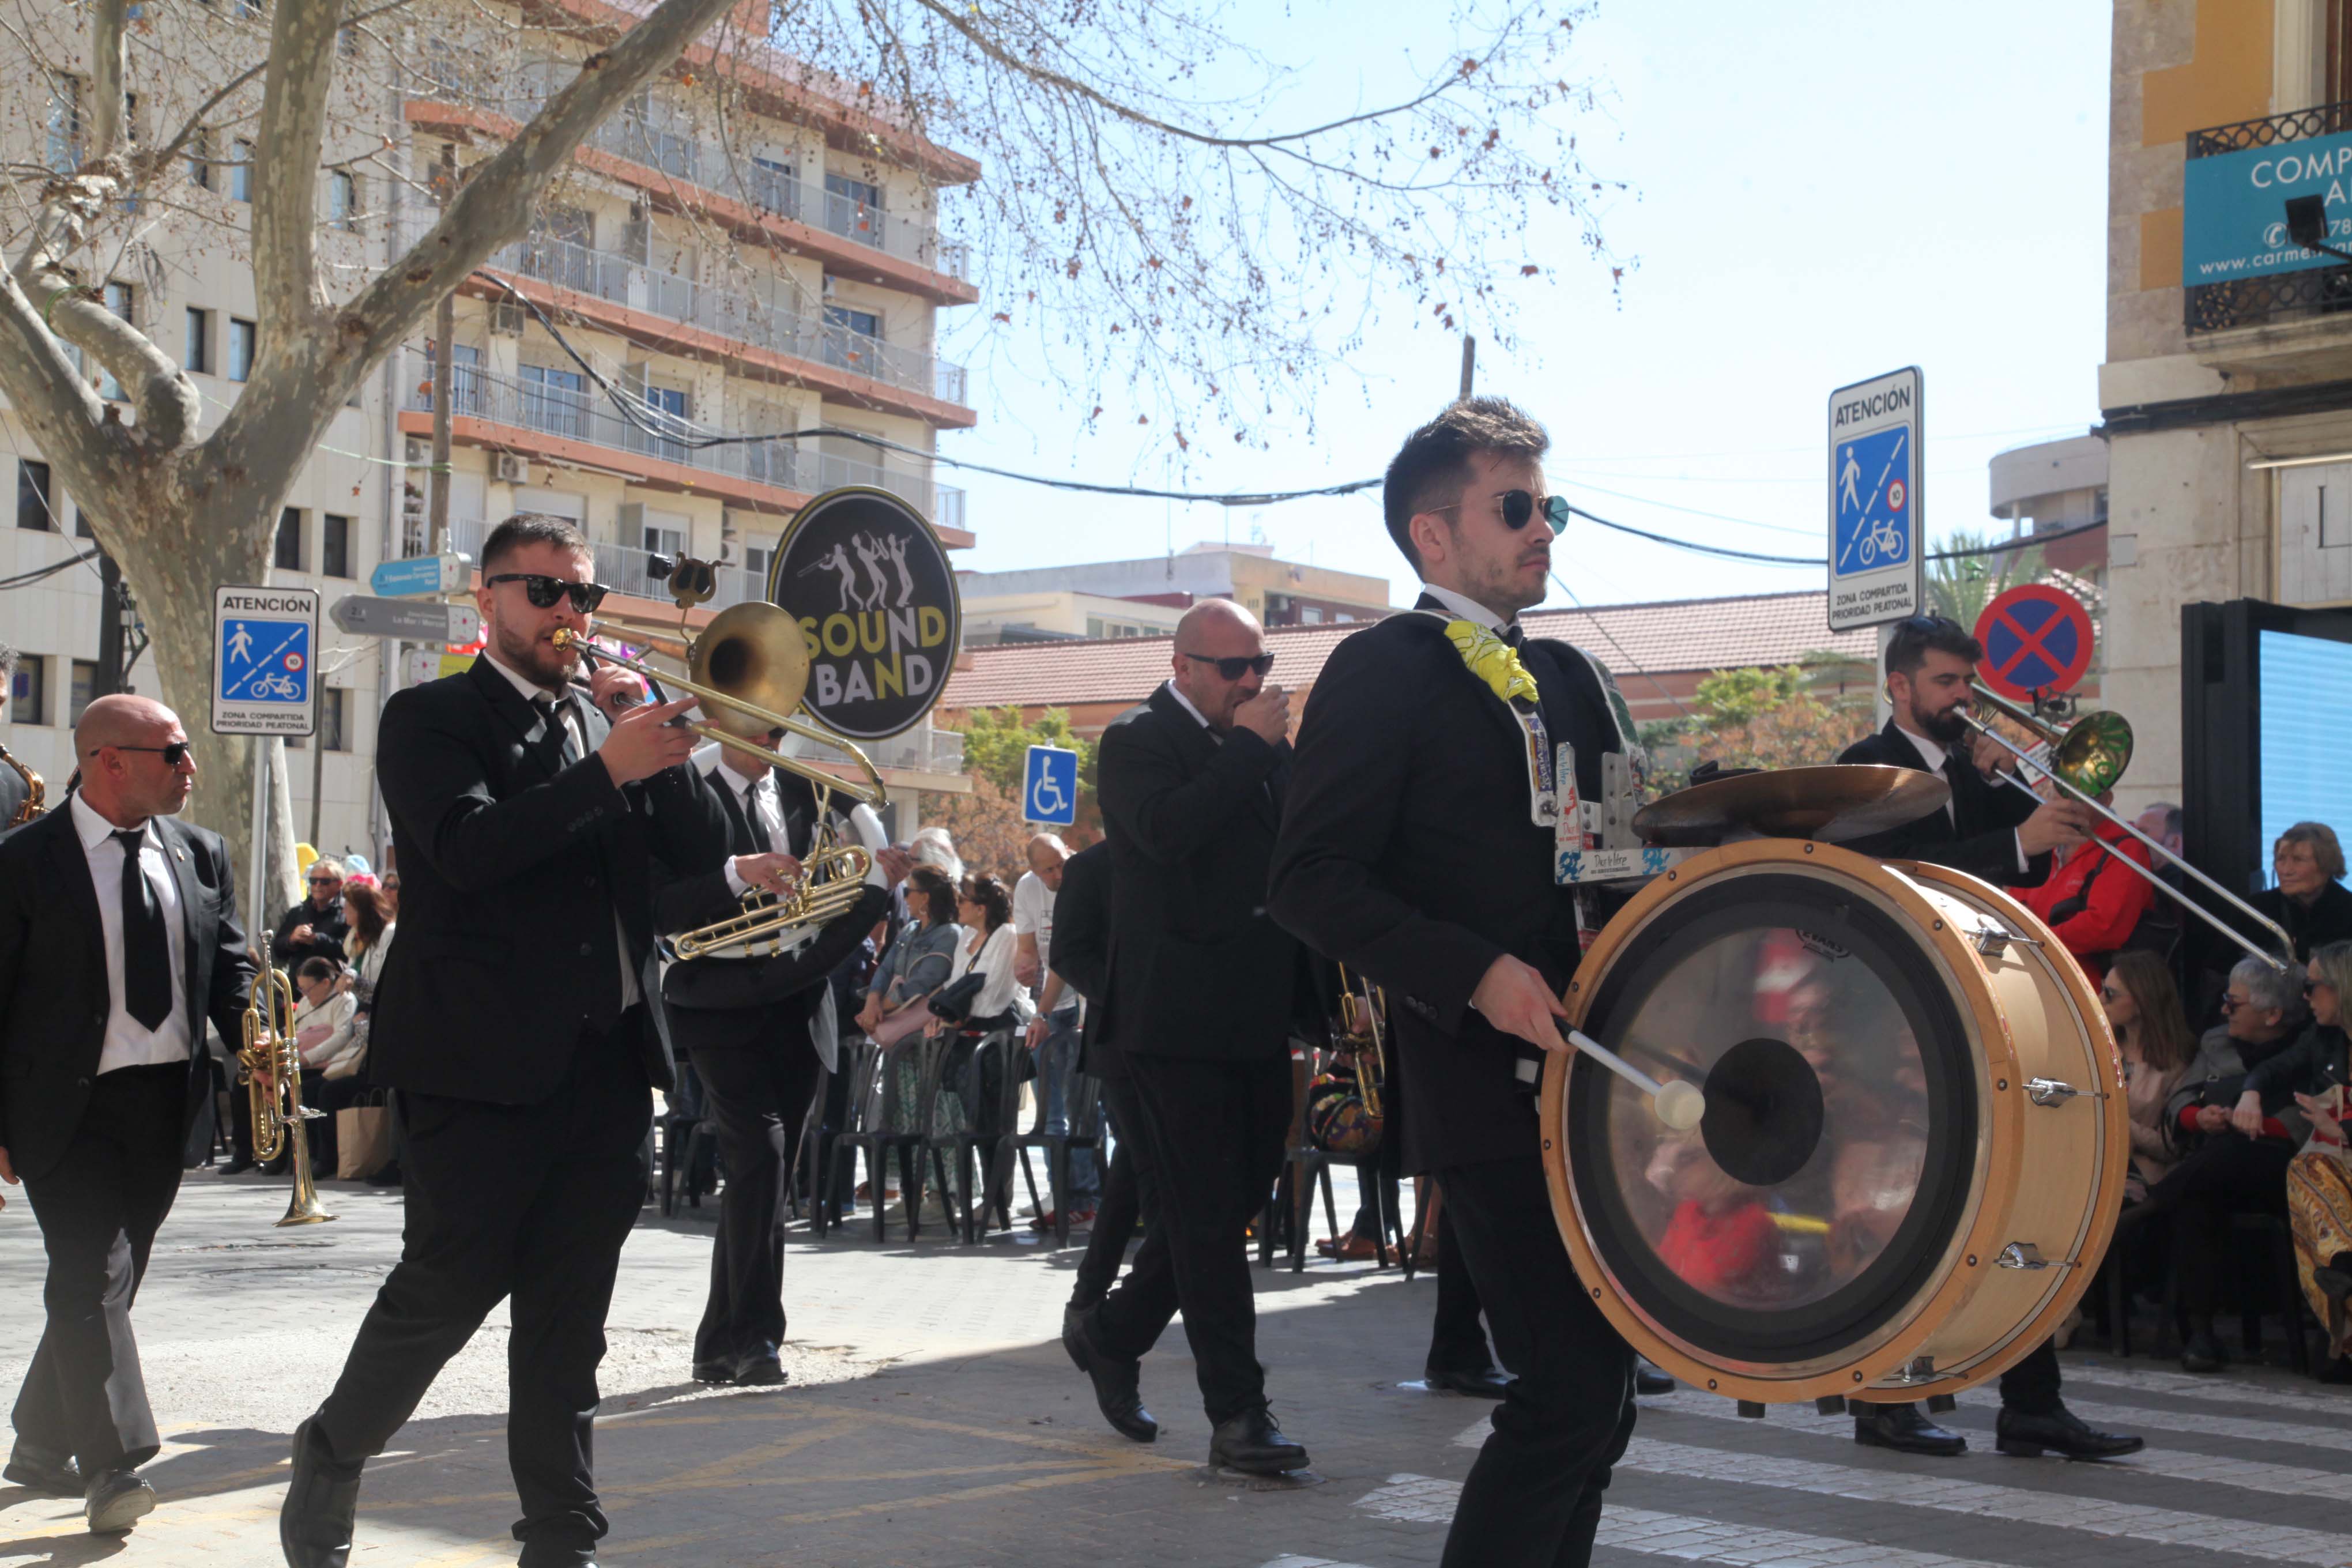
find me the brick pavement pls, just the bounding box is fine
[1,1170,2350,1567]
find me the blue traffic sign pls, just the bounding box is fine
[1023,745,1079,827]
[370,553,467,598]
[1832,424,1913,576]
[220,616,311,703]
[212,584,319,737]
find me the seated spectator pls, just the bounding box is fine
[289,956,363,1175]
[2102,951,2194,1200]
[275,856,350,972]
[2279,940,2352,1377]
[929,875,1034,1209]
[379,870,401,919]
[2249,822,2352,963]
[2019,793,2157,983]
[858,866,963,1049]
[342,881,396,1016]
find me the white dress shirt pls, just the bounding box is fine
[1164,680,1215,732]
[1419,581,1514,634]
[483,647,641,1008]
[693,744,791,898]
[71,792,193,1075]
[1893,722,2027,875]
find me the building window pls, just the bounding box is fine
[519,363,585,437]
[742,540,774,589]
[185,308,211,374]
[228,317,255,381]
[428,340,483,413]
[46,75,81,174]
[327,170,356,230]
[1302,606,1323,625]
[641,521,684,559]
[821,304,881,373]
[9,656,45,726]
[70,660,99,725]
[322,688,349,751]
[275,507,303,571]
[16,461,52,532]
[230,140,252,202]
[321,513,352,578]
[748,154,798,216]
[826,172,883,209]
[187,129,210,190]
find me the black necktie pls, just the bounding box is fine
[1940,749,1970,827]
[1501,623,1525,649]
[114,828,172,1031]
[532,695,582,766]
[715,775,761,857]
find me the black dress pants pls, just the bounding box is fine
[13,1062,187,1474]
[2143,1133,2296,1317]
[1426,1193,1494,1374]
[314,1015,652,1556]
[1091,1053,1289,1423]
[1437,1154,1635,1568]
[1072,1076,1153,1311]
[687,1029,824,1366]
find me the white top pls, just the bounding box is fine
[1894,722,2026,873]
[484,647,640,1009]
[1164,679,1214,732]
[947,922,1031,1025]
[1013,870,1056,977]
[693,743,792,898]
[1419,581,1513,633]
[71,792,193,1075]
[293,989,363,1075]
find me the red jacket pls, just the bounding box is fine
[2018,820,2154,980]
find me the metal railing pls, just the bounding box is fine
[2185,100,2352,333]
[413,364,964,530]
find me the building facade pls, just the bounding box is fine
[956,541,1394,632]
[958,589,1186,646]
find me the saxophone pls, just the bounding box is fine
[0,740,42,827]
[238,932,335,1227]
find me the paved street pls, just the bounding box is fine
[2,1166,2350,1567]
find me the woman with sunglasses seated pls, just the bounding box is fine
[925,874,1034,1220]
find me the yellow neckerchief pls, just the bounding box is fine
[1442,619,1540,706]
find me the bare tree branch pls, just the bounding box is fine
[249,0,344,344]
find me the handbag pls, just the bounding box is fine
[336,1102,395,1181]
[927,970,987,1023]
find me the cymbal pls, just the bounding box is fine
[1631,764,1951,846]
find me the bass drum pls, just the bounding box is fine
[1539,840,2126,1406]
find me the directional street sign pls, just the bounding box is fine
[1973,583,2095,702]
[370,552,470,598]
[213,585,319,736]
[330,595,483,644]
[1022,744,1079,827]
[1827,366,1924,632]
[402,649,478,688]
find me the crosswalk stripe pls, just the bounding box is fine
[1619,1436,2352,1567]
[2064,1362,2352,1422]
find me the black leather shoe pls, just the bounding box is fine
[280,1415,362,1567]
[1995,1403,2143,1460]
[260,1155,290,1177]
[691,1359,735,1385]
[2180,1329,2226,1374]
[1634,1362,1676,1396]
[733,1344,788,1386]
[5,1439,80,1495]
[1853,1401,1967,1457]
[1208,1404,1309,1475]
[84,1468,154,1535]
[1061,1311,1156,1442]
[219,1157,257,1176]
[1423,1365,1512,1399]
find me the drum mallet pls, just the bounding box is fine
[1567,1028,1708,1130]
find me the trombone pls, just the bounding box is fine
[552,600,887,808]
[669,802,891,960]
[1959,681,2295,973]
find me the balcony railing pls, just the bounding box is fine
[2185,100,2352,333]
[431,217,970,408]
[412,364,965,533]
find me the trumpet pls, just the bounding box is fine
[553,601,886,808]
[237,933,334,1227]
[1958,682,2296,972]
[669,804,889,960]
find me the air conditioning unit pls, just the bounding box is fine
[404,438,429,467]
[493,453,530,484]
[489,303,526,337]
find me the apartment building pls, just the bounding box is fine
[957,541,1394,632]
[1,0,979,853]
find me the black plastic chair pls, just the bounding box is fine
[1272,1144,1400,1273]
[934,1025,1024,1244]
[830,1031,956,1242]
[658,1106,716,1218]
[997,1062,1107,1249]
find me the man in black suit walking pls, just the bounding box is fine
[1071,598,1312,1475]
[1271,399,1645,1568]
[1834,615,2142,1463]
[0,693,258,1535]
[281,515,732,1568]
[658,738,903,1389]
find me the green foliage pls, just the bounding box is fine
[1927,528,2045,632]
[1691,665,1809,731]
[948,706,1098,796]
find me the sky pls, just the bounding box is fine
[930,1,2113,614]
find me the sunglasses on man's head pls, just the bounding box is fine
[485,574,610,614]
[1183,652,1277,681]
[1429,489,1571,536]
[90,741,192,767]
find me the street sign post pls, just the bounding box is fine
[212,585,319,737]
[330,595,482,643]
[1022,745,1079,827]
[370,553,470,598]
[1827,367,1924,632]
[1973,583,2095,702]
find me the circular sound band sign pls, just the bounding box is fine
[766,486,962,740]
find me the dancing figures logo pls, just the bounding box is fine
[768,486,961,740]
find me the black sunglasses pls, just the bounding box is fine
[485,573,609,614]
[1183,652,1277,681]
[91,741,192,766]
[1429,489,1571,535]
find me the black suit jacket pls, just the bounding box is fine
[0,805,258,1180]
[1095,683,1306,1060]
[1047,842,1115,1077]
[1836,719,2044,887]
[369,657,731,1102]
[1269,607,1626,1173]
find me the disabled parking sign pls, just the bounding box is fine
[212,585,319,736]
[1023,745,1079,827]
[1827,367,1924,632]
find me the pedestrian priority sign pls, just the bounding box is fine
[212,584,320,737]
[1827,366,1924,632]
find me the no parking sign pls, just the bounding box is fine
[1973,584,2094,702]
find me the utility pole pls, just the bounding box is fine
[1459,336,1476,400]
[95,551,126,696]
[427,142,457,556]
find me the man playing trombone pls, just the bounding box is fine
[657,733,907,1388]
